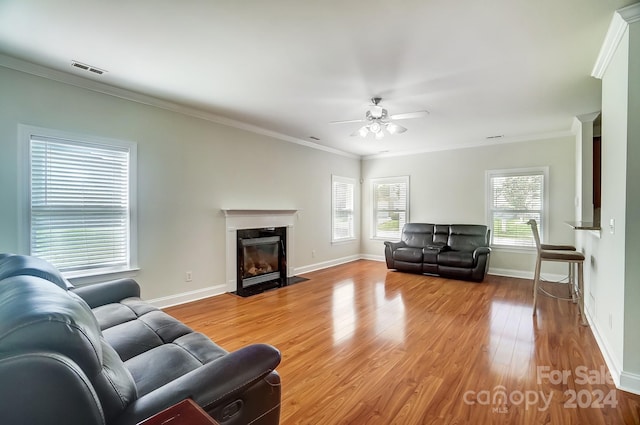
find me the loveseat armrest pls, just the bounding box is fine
[384,241,406,269]
[116,343,281,425]
[384,241,406,251]
[472,246,491,261]
[72,278,141,308]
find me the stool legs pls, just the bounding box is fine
[569,263,577,303]
[532,259,587,326]
[532,253,542,316]
[577,262,586,325]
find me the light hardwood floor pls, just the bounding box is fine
[165,260,640,424]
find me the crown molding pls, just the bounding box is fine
[0,54,358,160]
[592,3,640,79]
[571,111,601,134]
[362,130,574,160]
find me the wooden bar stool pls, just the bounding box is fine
[527,219,587,325]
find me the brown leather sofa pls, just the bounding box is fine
[384,223,491,282]
[0,254,281,425]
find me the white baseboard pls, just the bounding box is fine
[620,371,640,395]
[585,308,624,387]
[360,254,385,262]
[489,267,533,279]
[293,254,361,275]
[147,283,227,309]
[488,267,566,283]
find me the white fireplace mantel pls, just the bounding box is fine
[223,209,299,292]
[222,208,299,216]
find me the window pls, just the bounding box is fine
[21,125,137,276]
[487,168,547,248]
[372,176,409,240]
[332,175,355,242]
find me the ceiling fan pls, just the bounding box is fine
[330,97,429,139]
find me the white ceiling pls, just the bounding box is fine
[0,0,634,157]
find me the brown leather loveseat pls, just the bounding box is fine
[384,223,491,282]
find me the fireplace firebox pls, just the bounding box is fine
[237,227,286,296]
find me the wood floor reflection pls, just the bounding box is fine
[164,260,640,425]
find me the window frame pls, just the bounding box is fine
[331,175,356,243]
[18,124,138,278]
[370,176,410,241]
[485,167,549,250]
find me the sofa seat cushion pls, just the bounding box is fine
[92,298,159,331]
[125,332,227,397]
[437,251,475,268]
[393,247,423,262]
[102,310,193,361]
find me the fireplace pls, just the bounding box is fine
[223,209,298,294]
[237,227,286,296]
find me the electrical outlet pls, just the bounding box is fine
[311,250,316,258]
[609,218,615,234]
[185,271,192,282]
[609,313,613,329]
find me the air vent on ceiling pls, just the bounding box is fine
[71,61,107,75]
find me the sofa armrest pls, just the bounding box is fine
[0,353,105,425]
[72,278,141,308]
[472,246,491,261]
[384,241,406,251]
[384,241,406,269]
[115,343,281,425]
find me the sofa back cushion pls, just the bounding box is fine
[401,223,435,247]
[0,254,74,290]
[433,225,450,244]
[447,225,489,251]
[0,275,137,422]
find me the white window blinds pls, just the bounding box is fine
[487,169,545,248]
[372,176,409,240]
[332,176,355,242]
[29,135,132,272]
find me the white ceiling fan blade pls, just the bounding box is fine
[330,118,366,125]
[386,122,407,135]
[390,110,430,120]
[394,124,408,134]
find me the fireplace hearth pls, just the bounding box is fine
[237,227,286,296]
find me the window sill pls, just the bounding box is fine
[66,266,140,286]
[490,245,536,254]
[371,236,400,242]
[332,238,357,245]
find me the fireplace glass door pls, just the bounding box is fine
[239,236,281,288]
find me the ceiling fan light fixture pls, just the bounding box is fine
[337,97,425,139]
[370,105,384,119]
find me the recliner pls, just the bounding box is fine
[0,254,282,425]
[384,223,491,282]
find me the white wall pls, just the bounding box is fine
[586,26,629,379]
[361,137,576,277]
[0,66,361,302]
[579,15,640,394]
[622,19,640,387]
